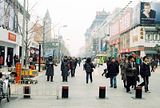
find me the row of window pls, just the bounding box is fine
[145,33,160,41]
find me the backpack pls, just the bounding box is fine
[85,63,93,72]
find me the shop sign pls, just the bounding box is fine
[8,32,16,42]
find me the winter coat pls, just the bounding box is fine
[0,56,3,65]
[126,62,139,77]
[150,60,156,67]
[140,62,151,78]
[84,62,95,73]
[46,59,54,76]
[70,59,77,70]
[61,60,69,77]
[120,61,127,81]
[107,61,119,77]
[6,55,13,67]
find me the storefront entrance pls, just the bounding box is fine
[7,47,14,58]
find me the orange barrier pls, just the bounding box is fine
[16,62,22,83]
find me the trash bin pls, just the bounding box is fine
[23,85,31,98]
[62,86,69,98]
[135,86,142,99]
[99,86,106,99]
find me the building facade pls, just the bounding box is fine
[85,1,160,60]
[85,10,109,57]
[0,0,30,66]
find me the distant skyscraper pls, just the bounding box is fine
[43,10,52,42]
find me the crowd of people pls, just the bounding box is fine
[102,55,158,93]
[45,56,82,82]
[44,55,159,94]
[0,52,159,94]
[0,54,20,71]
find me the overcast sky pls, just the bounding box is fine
[19,0,141,56]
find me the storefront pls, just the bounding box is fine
[0,28,21,66]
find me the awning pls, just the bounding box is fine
[145,51,157,54]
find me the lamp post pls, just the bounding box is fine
[38,41,42,72]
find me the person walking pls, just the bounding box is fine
[6,55,13,69]
[139,56,151,93]
[125,56,139,93]
[78,57,81,67]
[0,54,3,69]
[45,56,56,82]
[150,59,156,72]
[107,57,119,88]
[61,56,70,82]
[14,55,20,67]
[84,57,95,84]
[120,58,128,88]
[70,57,77,77]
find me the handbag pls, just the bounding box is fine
[105,73,110,78]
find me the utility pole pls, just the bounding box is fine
[42,22,45,57]
[25,0,29,67]
[22,0,26,66]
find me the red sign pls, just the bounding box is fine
[16,63,22,83]
[8,32,16,42]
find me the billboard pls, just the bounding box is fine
[140,2,160,25]
[132,2,141,27]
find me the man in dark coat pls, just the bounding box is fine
[84,57,95,84]
[70,57,77,77]
[61,56,70,82]
[150,59,156,72]
[107,57,119,88]
[139,56,151,93]
[46,56,56,82]
[125,56,139,93]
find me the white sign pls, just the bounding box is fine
[30,49,35,54]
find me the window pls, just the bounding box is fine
[145,34,149,41]
[148,34,151,41]
[154,34,157,41]
[158,34,160,41]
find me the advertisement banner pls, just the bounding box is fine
[140,2,160,25]
[132,2,141,27]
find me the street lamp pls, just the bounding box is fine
[37,40,43,72]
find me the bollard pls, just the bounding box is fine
[99,86,106,99]
[62,86,69,98]
[23,85,31,98]
[135,86,142,99]
[56,86,59,99]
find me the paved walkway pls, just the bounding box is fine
[1,64,160,108]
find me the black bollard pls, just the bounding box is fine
[99,86,106,99]
[135,86,142,99]
[62,86,69,98]
[23,86,31,98]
